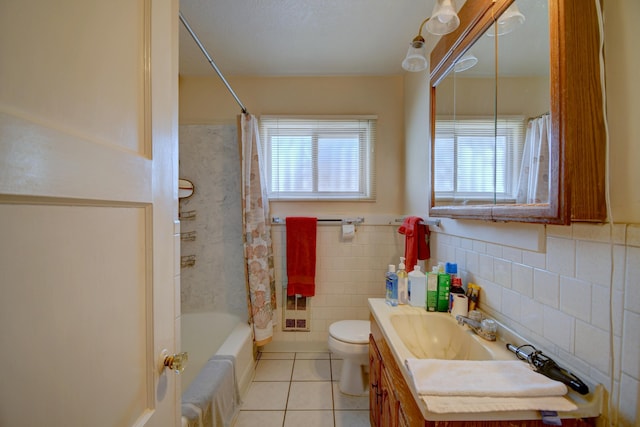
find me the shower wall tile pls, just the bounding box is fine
[179,125,248,317]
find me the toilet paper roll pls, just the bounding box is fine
[341,223,355,241]
[451,294,469,318]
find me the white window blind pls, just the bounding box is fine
[259,116,376,201]
[434,117,525,202]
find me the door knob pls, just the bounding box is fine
[163,351,188,374]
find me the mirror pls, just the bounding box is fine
[178,178,195,199]
[429,0,606,224]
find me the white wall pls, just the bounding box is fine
[179,75,406,220]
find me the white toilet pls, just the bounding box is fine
[328,320,371,396]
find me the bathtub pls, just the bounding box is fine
[180,312,255,424]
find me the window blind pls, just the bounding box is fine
[259,116,376,201]
[434,117,525,201]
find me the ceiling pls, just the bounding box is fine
[178,0,548,78]
[178,0,442,77]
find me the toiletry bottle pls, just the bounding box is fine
[397,257,409,304]
[385,264,398,306]
[436,272,451,312]
[408,265,427,309]
[466,283,480,311]
[445,262,458,281]
[426,266,439,311]
[449,277,465,312]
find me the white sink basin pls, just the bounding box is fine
[388,311,514,360]
[390,312,490,360]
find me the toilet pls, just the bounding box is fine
[328,320,370,396]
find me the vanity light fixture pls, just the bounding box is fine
[453,52,478,72]
[486,2,525,36]
[401,0,460,72]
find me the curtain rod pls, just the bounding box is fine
[179,12,248,115]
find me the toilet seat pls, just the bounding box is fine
[329,320,370,344]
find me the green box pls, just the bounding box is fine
[437,273,451,312]
[426,272,438,311]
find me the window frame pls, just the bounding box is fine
[259,116,376,201]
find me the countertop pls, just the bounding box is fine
[368,298,603,422]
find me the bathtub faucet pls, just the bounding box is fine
[456,315,497,341]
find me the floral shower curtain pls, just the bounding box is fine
[240,114,276,346]
[516,114,551,204]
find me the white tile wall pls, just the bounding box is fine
[431,223,640,426]
[270,224,404,344]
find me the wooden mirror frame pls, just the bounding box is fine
[428,0,606,224]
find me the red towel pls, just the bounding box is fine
[398,216,431,272]
[286,217,317,297]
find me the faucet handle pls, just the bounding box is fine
[481,319,497,333]
[479,319,497,341]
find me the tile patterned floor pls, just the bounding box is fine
[232,351,370,427]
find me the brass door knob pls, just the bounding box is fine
[163,352,188,374]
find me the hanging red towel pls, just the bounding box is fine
[398,216,431,272]
[286,217,317,297]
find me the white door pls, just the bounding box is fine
[0,0,180,426]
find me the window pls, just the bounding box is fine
[434,117,525,203]
[259,116,376,201]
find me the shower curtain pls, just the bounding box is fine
[240,114,276,346]
[516,114,550,204]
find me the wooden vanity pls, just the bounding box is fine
[368,307,599,427]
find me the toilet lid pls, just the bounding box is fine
[329,320,370,344]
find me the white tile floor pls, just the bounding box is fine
[232,351,370,427]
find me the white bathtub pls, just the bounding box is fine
[180,312,255,421]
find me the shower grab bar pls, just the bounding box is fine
[179,11,249,115]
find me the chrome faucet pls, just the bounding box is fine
[456,315,497,341]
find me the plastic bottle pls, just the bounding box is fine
[445,262,458,281]
[385,264,398,306]
[437,272,451,312]
[449,277,465,312]
[408,265,427,309]
[397,257,409,304]
[426,266,439,312]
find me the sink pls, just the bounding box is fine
[389,312,512,360]
[368,299,603,421]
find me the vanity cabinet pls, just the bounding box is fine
[369,315,597,427]
[369,335,381,427]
